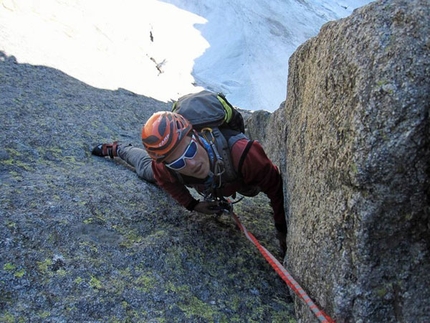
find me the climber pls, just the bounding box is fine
[92,111,287,255]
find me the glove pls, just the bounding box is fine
[193,201,224,215]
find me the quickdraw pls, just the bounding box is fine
[200,127,226,188]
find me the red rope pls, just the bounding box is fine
[231,212,335,323]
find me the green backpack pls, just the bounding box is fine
[172,90,247,194]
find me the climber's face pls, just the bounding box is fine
[164,135,210,179]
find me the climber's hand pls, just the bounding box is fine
[193,200,233,215]
[193,201,224,214]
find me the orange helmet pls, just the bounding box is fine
[141,111,192,162]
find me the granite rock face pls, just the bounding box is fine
[263,0,429,321]
[0,52,294,322]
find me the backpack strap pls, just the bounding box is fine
[204,127,249,183]
[237,140,254,178]
[226,132,247,148]
[200,127,237,187]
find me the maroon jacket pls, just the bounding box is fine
[152,138,287,232]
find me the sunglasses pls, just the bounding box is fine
[165,135,198,170]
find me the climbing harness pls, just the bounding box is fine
[217,199,335,323]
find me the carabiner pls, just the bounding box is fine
[200,127,215,143]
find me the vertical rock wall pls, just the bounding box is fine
[267,0,429,321]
